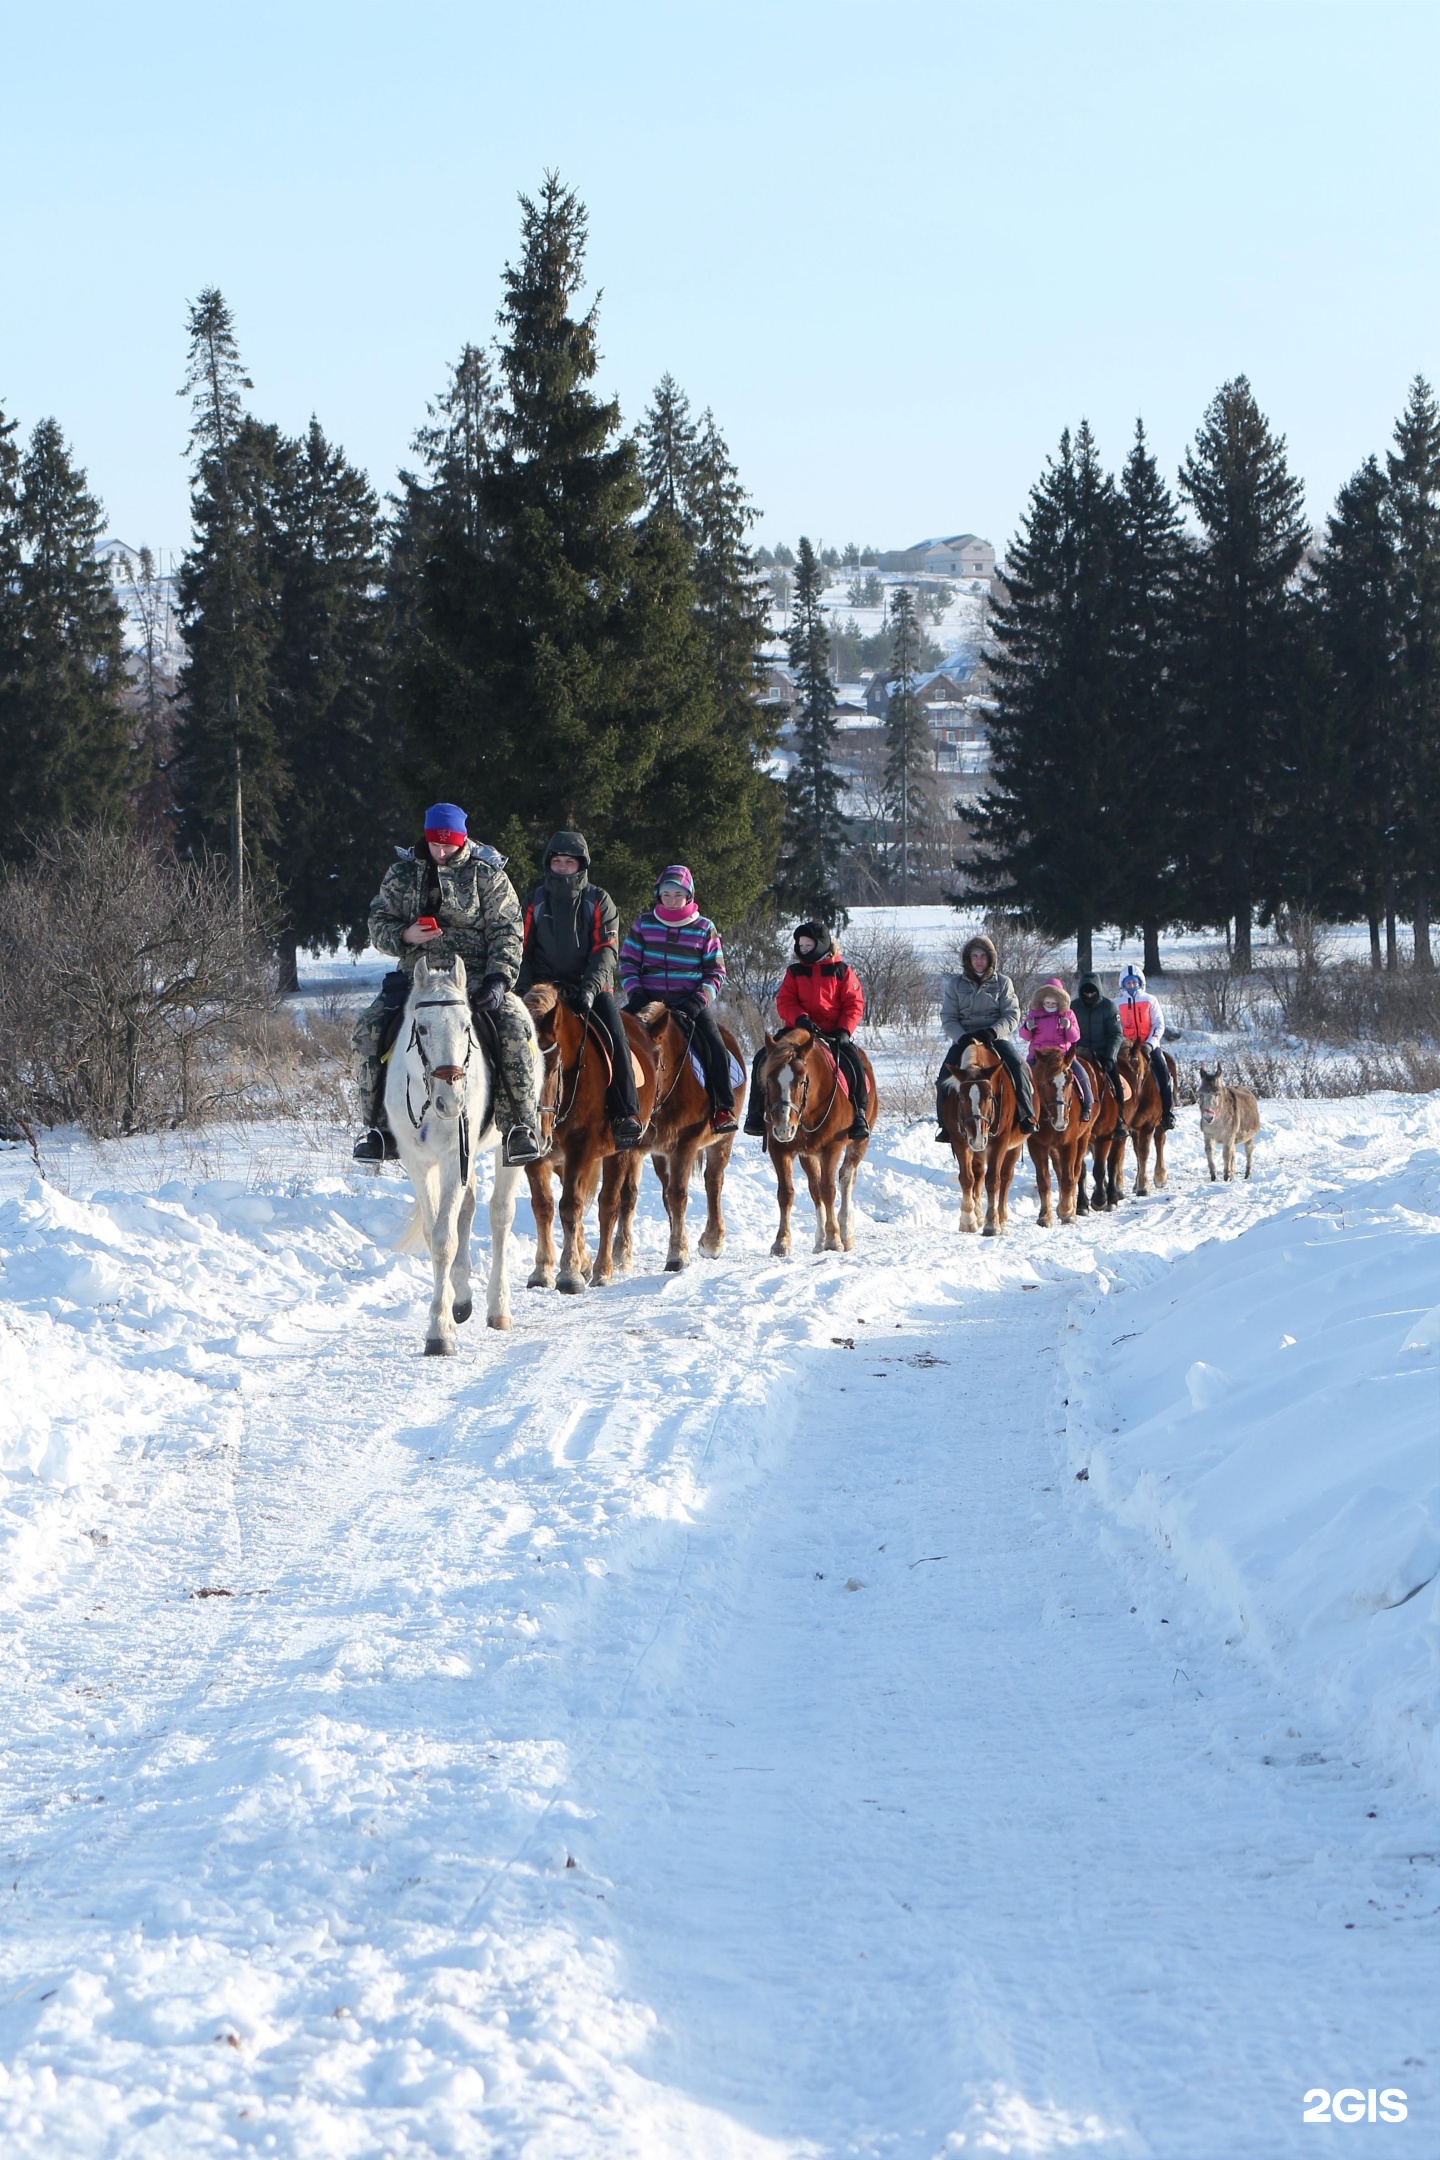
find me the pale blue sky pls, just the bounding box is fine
[3,1,1436,561]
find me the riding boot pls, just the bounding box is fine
[743,1046,768,1135]
[1151,1045,1177,1130]
[833,1040,870,1139]
[1106,1061,1129,1132]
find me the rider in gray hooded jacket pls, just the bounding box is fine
[936,933,1035,1135]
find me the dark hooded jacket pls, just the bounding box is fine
[940,933,1021,1040]
[1073,973,1122,1060]
[517,830,620,996]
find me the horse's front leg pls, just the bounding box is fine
[982,1142,1003,1237]
[838,1144,860,1251]
[698,1137,732,1257]
[957,1148,979,1233]
[594,1156,622,1285]
[425,1170,465,1355]
[656,1146,694,1271]
[616,1153,642,1273]
[1057,1139,1080,1224]
[556,1147,592,1295]
[1031,1138,1054,1227]
[771,1145,796,1258]
[813,1145,843,1252]
[486,1161,522,1330]
[526,1159,557,1289]
[1154,1129,1169,1189]
[452,1176,477,1322]
[1134,1130,1153,1196]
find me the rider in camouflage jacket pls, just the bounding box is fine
[352,804,541,1163]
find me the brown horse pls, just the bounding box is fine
[1025,1045,1100,1226]
[598,1003,746,1274]
[759,1023,877,1257]
[1079,1055,1133,1214]
[938,1039,1027,1236]
[1115,1037,1177,1198]
[522,986,658,1295]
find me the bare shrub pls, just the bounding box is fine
[1218,1045,1440,1099]
[1175,948,1260,1033]
[0,827,277,1138]
[716,905,792,1050]
[842,922,932,1026]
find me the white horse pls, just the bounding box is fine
[386,955,528,1351]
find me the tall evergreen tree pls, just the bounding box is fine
[174,291,282,905]
[640,373,697,523]
[1312,455,1400,964]
[1386,374,1440,968]
[884,585,930,898]
[1175,377,1309,968]
[777,536,845,923]
[395,178,775,918]
[1112,422,1185,971]
[267,419,392,987]
[0,417,130,858]
[966,423,1126,973]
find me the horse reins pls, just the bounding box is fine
[405,993,485,1183]
[768,1026,842,1139]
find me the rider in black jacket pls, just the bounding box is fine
[1073,973,1128,1126]
[517,831,642,1148]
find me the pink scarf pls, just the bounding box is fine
[655,900,698,925]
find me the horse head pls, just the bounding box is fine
[762,1028,812,1145]
[954,1045,997,1154]
[1031,1045,1076,1133]
[410,955,474,1119]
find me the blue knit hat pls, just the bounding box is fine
[423,802,468,843]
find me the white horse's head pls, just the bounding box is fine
[411,955,473,1120]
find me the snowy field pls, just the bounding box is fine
[1,1086,1437,2157]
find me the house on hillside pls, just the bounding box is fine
[877,534,996,579]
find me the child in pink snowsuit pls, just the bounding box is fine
[1020,978,1080,1058]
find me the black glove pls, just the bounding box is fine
[475,974,507,1013]
[674,992,706,1019]
[576,982,597,1011]
[624,989,648,1013]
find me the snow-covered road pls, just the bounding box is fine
[1,1101,1436,2157]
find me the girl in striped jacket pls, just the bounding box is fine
[621,866,736,1130]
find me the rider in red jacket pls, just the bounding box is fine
[745,922,870,1141]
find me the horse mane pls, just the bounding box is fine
[524,982,561,1019]
[634,1000,671,1038]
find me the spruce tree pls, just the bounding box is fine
[884,586,930,898]
[1312,456,1398,962]
[0,417,130,858]
[174,292,283,904]
[1112,423,1185,971]
[966,422,1126,974]
[267,419,392,987]
[640,373,697,523]
[777,536,845,923]
[1175,378,1309,968]
[1386,375,1440,968]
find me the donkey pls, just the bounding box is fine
[1115,1036,1178,1198]
[1197,1064,1260,1181]
[387,955,530,1350]
[522,984,658,1295]
[938,1039,1027,1236]
[1026,1044,1100,1226]
[599,1003,746,1273]
[759,1022,877,1257]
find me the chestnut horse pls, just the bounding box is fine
[1078,1056,1133,1214]
[759,1023,877,1257]
[938,1039,1027,1236]
[599,1003,746,1274]
[1115,1037,1178,1198]
[1025,1045,1100,1227]
[522,985,658,1295]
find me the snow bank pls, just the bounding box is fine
[1064,1149,1440,1787]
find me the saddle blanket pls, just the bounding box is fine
[689,1048,747,1093]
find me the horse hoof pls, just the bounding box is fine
[527,1269,554,1290]
[424,1337,456,1357]
[770,1242,790,1259]
[487,1312,512,1332]
[452,1299,473,1324]
[664,1257,686,1273]
[557,1273,587,1296]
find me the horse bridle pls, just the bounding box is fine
[767,1026,841,1140]
[405,994,482,1184]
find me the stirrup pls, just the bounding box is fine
[710,1107,738,1134]
[502,1123,542,1166]
[848,1113,870,1140]
[610,1114,643,1150]
[352,1127,398,1163]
